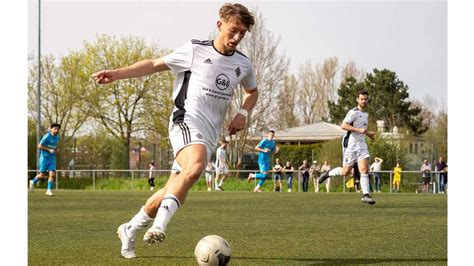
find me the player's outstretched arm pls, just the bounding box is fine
[92,58,169,84]
[227,87,258,135]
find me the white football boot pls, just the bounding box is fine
[143,227,166,245]
[117,223,137,259]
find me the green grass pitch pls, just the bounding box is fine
[28,190,447,265]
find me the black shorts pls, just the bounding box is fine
[274,173,282,181]
[423,176,431,185]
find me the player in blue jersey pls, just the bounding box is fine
[29,123,61,196]
[248,130,279,192]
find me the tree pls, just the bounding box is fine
[297,58,340,123]
[223,10,290,168]
[82,35,173,169]
[327,68,426,135]
[424,109,448,160]
[274,75,299,129]
[408,100,433,136]
[28,53,93,168]
[364,69,417,131]
[327,76,365,124]
[341,60,365,82]
[369,137,407,170]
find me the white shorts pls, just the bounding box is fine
[205,172,214,183]
[169,122,213,174]
[216,164,229,175]
[343,144,370,166]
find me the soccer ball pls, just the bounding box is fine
[194,235,231,266]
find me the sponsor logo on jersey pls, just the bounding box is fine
[196,133,203,139]
[235,67,241,77]
[204,58,213,64]
[215,74,230,90]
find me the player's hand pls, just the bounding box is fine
[265,148,270,153]
[49,149,55,154]
[227,114,246,135]
[92,69,119,84]
[367,131,376,141]
[358,128,368,134]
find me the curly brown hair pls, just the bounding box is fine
[219,3,255,31]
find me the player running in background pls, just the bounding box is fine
[317,90,377,205]
[247,130,279,192]
[93,3,257,259]
[29,123,61,196]
[215,140,229,191]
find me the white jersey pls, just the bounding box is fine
[215,146,227,168]
[164,40,257,151]
[342,107,369,149]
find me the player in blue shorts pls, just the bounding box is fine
[248,130,279,192]
[29,123,61,196]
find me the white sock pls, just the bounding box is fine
[126,206,153,237]
[329,167,342,177]
[361,174,370,195]
[255,184,260,190]
[218,180,224,187]
[152,194,180,231]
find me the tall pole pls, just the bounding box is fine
[36,0,42,166]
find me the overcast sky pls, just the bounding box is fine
[28,0,447,106]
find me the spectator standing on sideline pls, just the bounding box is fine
[436,156,447,194]
[299,160,310,192]
[310,160,321,192]
[393,162,402,192]
[148,162,157,191]
[319,160,331,193]
[215,140,229,191]
[283,161,294,192]
[273,158,283,192]
[420,159,432,193]
[205,161,215,192]
[370,157,383,193]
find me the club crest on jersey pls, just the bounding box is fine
[235,67,241,77]
[215,74,230,90]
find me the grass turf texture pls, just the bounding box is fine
[29,191,447,265]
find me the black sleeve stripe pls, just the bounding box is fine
[235,49,249,59]
[191,39,212,46]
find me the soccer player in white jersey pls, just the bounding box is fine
[92,3,257,259]
[317,90,377,205]
[215,140,229,191]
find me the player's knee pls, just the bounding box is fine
[341,169,351,176]
[183,163,205,181]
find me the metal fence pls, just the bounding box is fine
[27,169,447,194]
